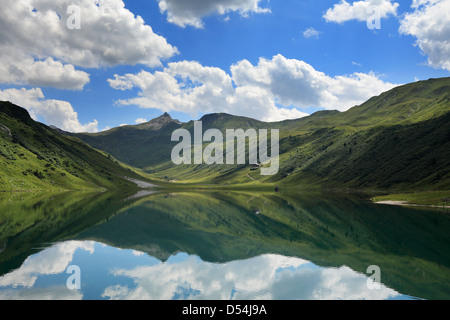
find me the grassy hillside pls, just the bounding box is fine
[278,112,450,190]
[274,78,450,190]
[0,101,145,191]
[71,77,450,191]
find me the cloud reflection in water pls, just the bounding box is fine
[0,241,405,300]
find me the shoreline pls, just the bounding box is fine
[123,176,158,189]
[374,200,450,209]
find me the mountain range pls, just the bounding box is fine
[71,77,450,191]
[1,77,449,191]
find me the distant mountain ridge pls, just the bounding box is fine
[69,77,450,191]
[135,112,183,130]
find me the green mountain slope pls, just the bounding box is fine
[70,113,184,169]
[0,101,143,191]
[282,112,450,189]
[71,77,450,190]
[273,77,450,189]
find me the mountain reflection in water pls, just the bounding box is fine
[0,190,448,300]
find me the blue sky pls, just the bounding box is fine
[0,0,449,132]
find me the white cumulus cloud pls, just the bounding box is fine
[399,0,450,71]
[0,0,178,89]
[135,118,148,124]
[109,59,308,122]
[303,27,321,39]
[231,55,397,111]
[157,0,271,28]
[0,53,90,91]
[109,55,397,122]
[323,0,399,23]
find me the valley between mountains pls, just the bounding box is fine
[1,77,449,205]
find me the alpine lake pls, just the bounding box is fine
[0,188,449,300]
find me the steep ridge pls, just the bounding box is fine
[0,101,144,191]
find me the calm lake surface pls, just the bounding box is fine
[0,189,449,300]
